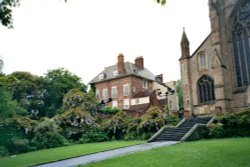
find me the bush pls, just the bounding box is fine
[138,107,165,138]
[104,111,131,140]
[31,132,67,149]
[0,146,9,157]
[208,123,226,138]
[31,118,68,149]
[99,106,119,115]
[79,128,109,143]
[186,126,209,141]
[7,138,34,154]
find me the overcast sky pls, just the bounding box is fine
[0,0,210,84]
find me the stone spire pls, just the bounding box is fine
[179,28,190,60]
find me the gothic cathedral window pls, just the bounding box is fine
[198,75,215,103]
[232,1,250,87]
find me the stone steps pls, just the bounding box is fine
[150,117,213,142]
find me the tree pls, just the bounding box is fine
[176,80,184,111]
[63,89,98,113]
[0,0,20,28]
[0,85,27,119]
[55,107,96,140]
[104,111,131,140]
[4,72,46,118]
[44,68,87,117]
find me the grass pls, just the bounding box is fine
[83,138,250,167]
[0,141,144,167]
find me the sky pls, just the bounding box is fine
[0,0,210,84]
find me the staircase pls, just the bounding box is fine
[148,117,213,142]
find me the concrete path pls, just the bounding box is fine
[35,141,178,167]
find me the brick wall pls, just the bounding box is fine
[95,76,153,110]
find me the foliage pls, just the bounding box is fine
[164,114,180,126]
[124,118,141,140]
[44,68,87,117]
[63,89,98,114]
[0,86,27,118]
[155,0,167,6]
[31,118,67,149]
[104,111,131,140]
[138,107,165,138]
[55,107,96,140]
[176,80,184,111]
[79,128,109,143]
[5,72,46,118]
[99,106,119,115]
[0,0,20,28]
[208,109,250,138]
[0,146,9,157]
[186,126,209,141]
[0,116,37,156]
[208,123,226,138]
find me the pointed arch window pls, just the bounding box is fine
[232,1,250,87]
[198,75,215,103]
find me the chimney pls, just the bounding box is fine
[156,74,163,83]
[135,56,144,69]
[117,53,125,74]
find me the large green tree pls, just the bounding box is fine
[3,72,46,118]
[44,68,87,117]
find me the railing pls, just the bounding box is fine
[147,118,186,142]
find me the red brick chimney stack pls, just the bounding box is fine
[135,56,144,69]
[117,53,125,74]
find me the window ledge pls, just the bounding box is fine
[233,86,248,94]
[194,100,216,107]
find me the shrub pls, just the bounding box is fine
[99,106,119,115]
[0,146,9,157]
[138,107,165,138]
[208,123,226,138]
[31,118,68,149]
[79,128,109,143]
[104,111,131,140]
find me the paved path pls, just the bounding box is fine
[35,141,178,167]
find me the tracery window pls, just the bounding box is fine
[232,1,250,87]
[198,75,215,103]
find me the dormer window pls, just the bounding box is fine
[113,70,118,76]
[98,73,105,80]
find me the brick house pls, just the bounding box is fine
[89,54,175,116]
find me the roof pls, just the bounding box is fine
[181,30,189,44]
[133,90,153,98]
[89,62,156,84]
[129,103,150,112]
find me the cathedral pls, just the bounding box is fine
[179,0,250,116]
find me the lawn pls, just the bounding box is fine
[0,141,144,167]
[83,138,250,167]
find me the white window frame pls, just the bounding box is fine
[111,86,118,98]
[112,100,118,108]
[112,70,118,76]
[123,84,129,96]
[102,88,108,100]
[135,98,140,104]
[143,80,148,89]
[123,99,130,109]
